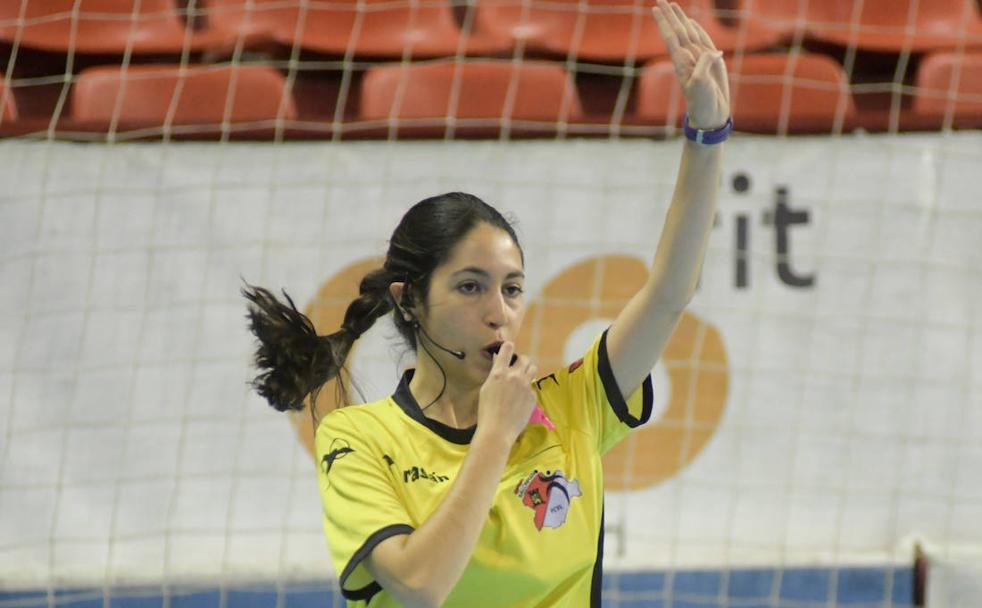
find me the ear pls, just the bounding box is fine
[388,282,413,321]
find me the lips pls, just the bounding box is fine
[482,341,519,365]
[483,341,504,356]
[480,341,503,361]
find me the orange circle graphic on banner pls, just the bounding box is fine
[515,255,729,491]
[291,255,729,491]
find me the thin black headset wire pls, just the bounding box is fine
[414,322,450,412]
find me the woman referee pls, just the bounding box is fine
[243,1,731,606]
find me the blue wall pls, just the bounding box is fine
[1,566,914,608]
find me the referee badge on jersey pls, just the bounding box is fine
[514,469,582,531]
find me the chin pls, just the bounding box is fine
[439,356,486,385]
[469,361,493,383]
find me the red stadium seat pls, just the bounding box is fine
[0,75,17,123]
[913,52,982,121]
[721,0,809,47]
[359,60,583,121]
[472,0,779,63]
[0,0,221,54]
[636,52,857,133]
[71,64,296,126]
[204,0,507,58]
[804,0,982,53]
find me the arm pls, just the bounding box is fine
[606,139,722,397]
[363,343,537,608]
[364,433,511,608]
[606,0,732,397]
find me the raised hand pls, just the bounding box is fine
[651,0,731,130]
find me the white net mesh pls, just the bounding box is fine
[0,0,980,140]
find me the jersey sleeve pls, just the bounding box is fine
[315,409,414,604]
[532,328,654,454]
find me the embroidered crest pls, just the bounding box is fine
[514,469,582,530]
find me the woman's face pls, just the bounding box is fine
[416,222,526,384]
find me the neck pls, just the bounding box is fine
[408,352,480,429]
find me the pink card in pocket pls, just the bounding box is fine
[528,404,556,430]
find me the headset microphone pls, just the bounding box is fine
[402,292,467,360]
[413,320,466,360]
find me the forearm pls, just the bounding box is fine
[367,432,511,607]
[602,0,730,394]
[648,139,723,309]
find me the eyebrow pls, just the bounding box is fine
[452,267,525,280]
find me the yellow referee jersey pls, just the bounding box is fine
[315,329,653,607]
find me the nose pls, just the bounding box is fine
[483,291,508,329]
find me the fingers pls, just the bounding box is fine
[491,341,539,385]
[493,342,538,378]
[652,0,683,51]
[666,2,694,47]
[670,2,697,47]
[689,16,718,51]
[511,353,536,377]
[654,1,718,53]
[524,358,538,379]
[493,341,514,371]
[652,0,728,105]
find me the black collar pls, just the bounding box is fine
[392,369,476,445]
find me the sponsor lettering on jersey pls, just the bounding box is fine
[403,466,450,484]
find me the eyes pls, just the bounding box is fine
[457,280,524,298]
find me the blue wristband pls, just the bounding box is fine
[682,113,732,144]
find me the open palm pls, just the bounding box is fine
[652,0,731,130]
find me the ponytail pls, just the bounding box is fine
[242,268,393,412]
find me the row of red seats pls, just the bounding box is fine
[1,0,981,62]
[1,52,979,136]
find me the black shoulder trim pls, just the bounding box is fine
[597,329,654,428]
[340,524,415,602]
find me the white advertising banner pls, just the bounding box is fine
[1,133,980,585]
